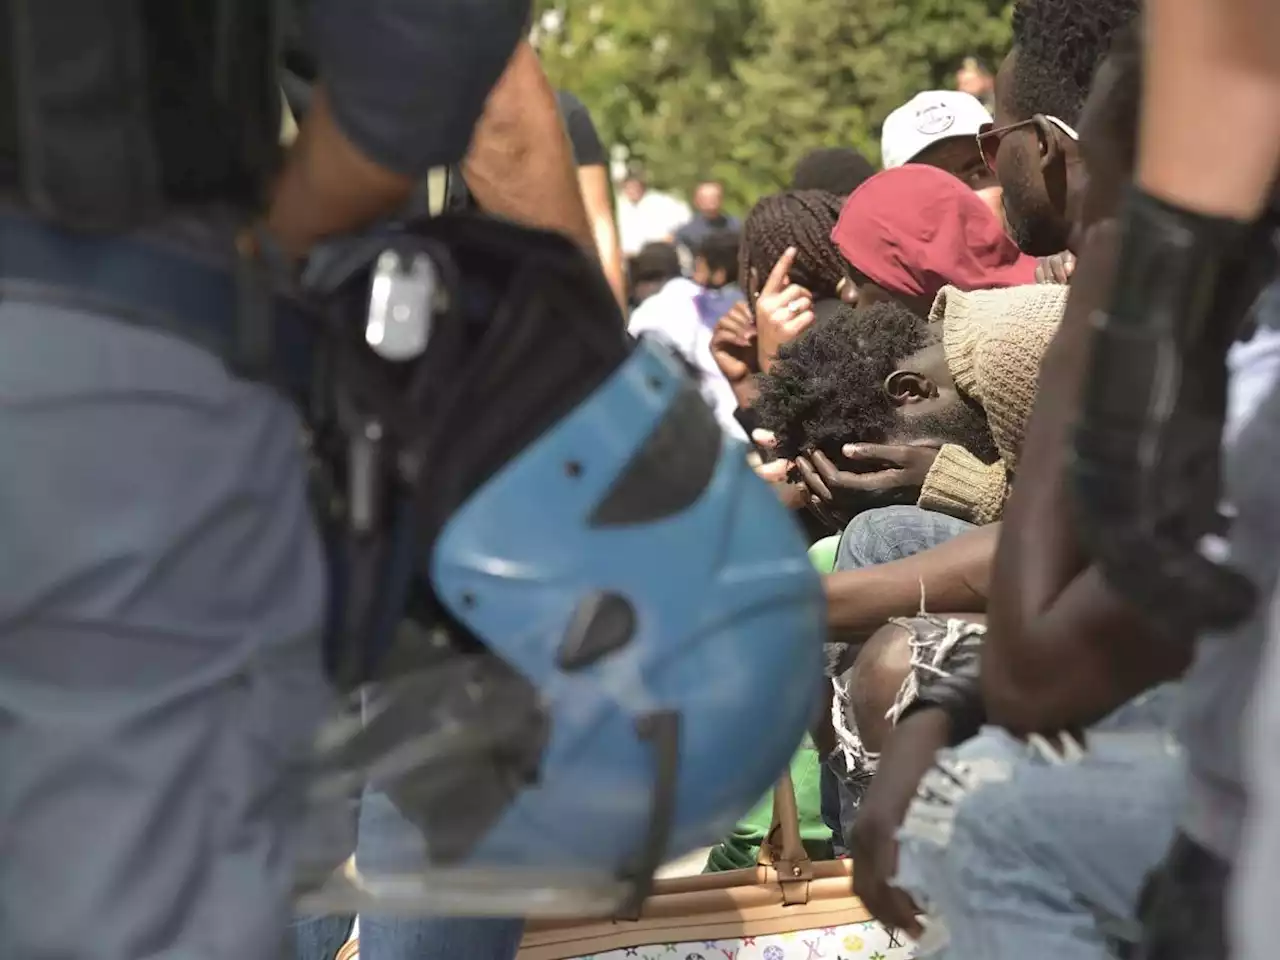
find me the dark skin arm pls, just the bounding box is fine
[1141,0,1280,221]
[850,707,952,938]
[981,221,1192,736]
[577,163,628,311]
[824,523,998,640]
[847,611,984,934]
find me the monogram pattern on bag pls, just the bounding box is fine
[554,920,915,960]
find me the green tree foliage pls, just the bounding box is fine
[533,0,760,206]
[534,0,1013,214]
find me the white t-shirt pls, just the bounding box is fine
[627,278,747,441]
[616,191,692,257]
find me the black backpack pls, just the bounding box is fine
[0,0,281,229]
[300,213,629,688]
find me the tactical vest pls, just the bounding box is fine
[0,0,282,230]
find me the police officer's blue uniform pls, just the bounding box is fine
[0,2,531,958]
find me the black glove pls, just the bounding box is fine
[1072,187,1276,637]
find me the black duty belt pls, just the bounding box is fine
[0,212,318,401]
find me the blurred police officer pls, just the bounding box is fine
[0,2,531,958]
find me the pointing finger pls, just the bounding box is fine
[762,247,798,296]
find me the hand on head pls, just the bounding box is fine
[795,444,941,529]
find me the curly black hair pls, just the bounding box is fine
[753,301,940,459]
[629,242,682,284]
[738,190,848,306]
[1010,0,1140,126]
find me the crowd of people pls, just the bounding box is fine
[17,0,1275,959]
[289,0,1280,953]
[567,0,1280,958]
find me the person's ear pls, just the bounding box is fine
[1036,116,1067,173]
[884,369,938,406]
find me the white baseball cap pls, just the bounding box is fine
[880,91,993,170]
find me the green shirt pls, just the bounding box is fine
[701,539,840,872]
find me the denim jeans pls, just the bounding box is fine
[824,506,976,842]
[834,505,978,575]
[291,914,524,960]
[292,915,352,960]
[820,763,848,858]
[360,917,525,960]
[291,788,525,960]
[895,686,1183,960]
[359,789,525,960]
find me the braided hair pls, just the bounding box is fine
[738,190,848,305]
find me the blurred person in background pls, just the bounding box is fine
[616,166,691,258]
[692,229,746,329]
[676,179,741,255]
[556,91,627,310]
[792,147,877,197]
[627,241,684,307]
[956,56,996,111]
[880,91,1003,219]
[629,230,747,439]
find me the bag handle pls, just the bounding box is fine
[756,769,814,905]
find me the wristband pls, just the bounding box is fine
[1072,186,1266,635]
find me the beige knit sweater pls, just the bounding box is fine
[916,284,1068,525]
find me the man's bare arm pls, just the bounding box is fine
[1141,0,1280,218]
[268,88,415,257]
[577,164,628,310]
[268,0,530,256]
[982,225,1191,735]
[824,523,999,640]
[462,42,596,257]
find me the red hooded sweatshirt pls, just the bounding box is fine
[831,165,1037,303]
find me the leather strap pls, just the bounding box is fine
[757,770,813,905]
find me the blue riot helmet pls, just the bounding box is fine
[298,214,824,917]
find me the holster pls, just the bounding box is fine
[300,213,630,690]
